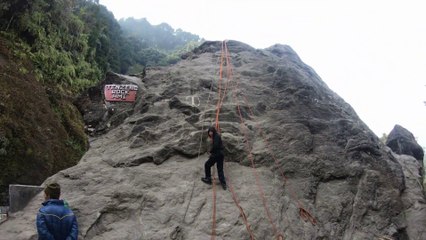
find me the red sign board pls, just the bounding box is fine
[104,84,138,102]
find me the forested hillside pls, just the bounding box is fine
[119,18,201,72]
[0,0,202,204]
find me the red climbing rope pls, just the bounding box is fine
[222,41,285,240]
[214,41,226,131]
[224,162,256,240]
[211,40,257,240]
[210,40,315,240]
[211,41,226,240]
[211,167,217,240]
[240,94,317,226]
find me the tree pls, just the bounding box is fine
[117,17,202,72]
[118,18,201,51]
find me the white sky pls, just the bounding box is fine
[100,0,426,148]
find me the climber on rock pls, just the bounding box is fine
[202,126,227,190]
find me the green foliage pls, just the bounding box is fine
[0,136,9,156]
[0,0,204,204]
[166,40,202,65]
[66,137,86,156]
[127,63,146,75]
[77,2,124,73]
[1,1,204,90]
[0,0,136,93]
[1,0,101,93]
[119,18,201,51]
[118,17,203,72]
[138,48,167,66]
[0,45,88,205]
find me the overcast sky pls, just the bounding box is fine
[100,0,426,148]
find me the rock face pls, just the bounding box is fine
[1,40,425,239]
[386,125,424,162]
[392,151,426,240]
[74,72,146,136]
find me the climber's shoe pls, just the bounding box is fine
[201,177,212,185]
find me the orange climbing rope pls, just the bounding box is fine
[230,44,317,226]
[234,97,283,239]
[222,41,285,240]
[212,40,322,239]
[219,41,233,109]
[214,41,226,131]
[240,93,317,226]
[210,41,226,240]
[224,162,256,240]
[209,38,319,239]
[192,44,223,239]
[211,166,217,240]
[210,40,257,240]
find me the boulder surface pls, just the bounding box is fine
[1,41,424,240]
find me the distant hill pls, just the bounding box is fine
[119,18,201,52]
[119,17,203,73]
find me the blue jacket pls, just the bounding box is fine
[36,199,78,240]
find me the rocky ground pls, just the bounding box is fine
[0,41,425,239]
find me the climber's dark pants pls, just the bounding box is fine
[204,153,226,184]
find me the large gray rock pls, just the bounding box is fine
[392,151,426,240]
[386,124,424,162]
[74,72,147,136]
[0,40,424,239]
